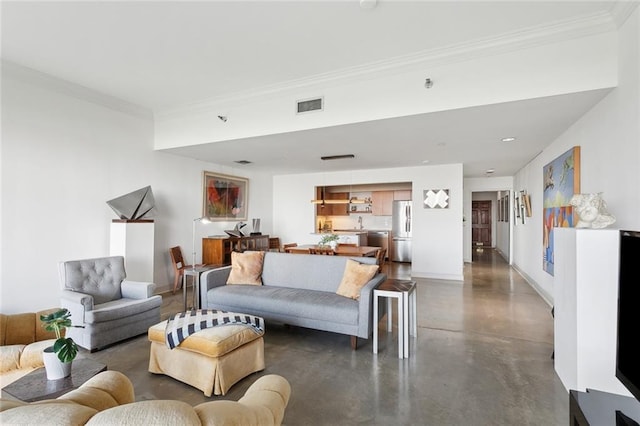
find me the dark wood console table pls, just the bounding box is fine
[570,389,640,425]
[202,235,270,265]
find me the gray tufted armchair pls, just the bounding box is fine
[58,256,162,351]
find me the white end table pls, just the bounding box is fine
[183,265,222,311]
[373,279,417,358]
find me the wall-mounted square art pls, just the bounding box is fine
[542,146,580,275]
[202,172,248,221]
[423,189,450,209]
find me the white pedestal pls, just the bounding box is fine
[110,220,155,282]
[554,228,629,396]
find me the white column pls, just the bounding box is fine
[110,220,155,282]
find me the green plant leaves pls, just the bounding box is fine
[53,337,78,363]
[41,308,81,362]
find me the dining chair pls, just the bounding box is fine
[375,248,387,273]
[309,246,335,255]
[268,237,281,252]
[283,243,298,253]
[169,246,199,294]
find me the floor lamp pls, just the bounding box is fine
[192,217,211,269]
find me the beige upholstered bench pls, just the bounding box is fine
[147,320,265,396]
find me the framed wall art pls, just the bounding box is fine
[503,193,509,223]
[202,171,248,221]
[542,146,580,275]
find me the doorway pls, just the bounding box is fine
[472,200,492,247]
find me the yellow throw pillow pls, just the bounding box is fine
[226,251,265,285]
[336,259,379,300]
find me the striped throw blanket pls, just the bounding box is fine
[165,309,265,349]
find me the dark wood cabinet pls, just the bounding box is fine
[202,235,270,265]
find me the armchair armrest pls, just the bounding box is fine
[60,289,94,323]
[121,280,156,299]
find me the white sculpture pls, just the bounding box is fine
[569,193,616,229]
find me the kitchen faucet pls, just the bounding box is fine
[358,216,363,230]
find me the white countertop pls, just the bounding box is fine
[311,231,367,235]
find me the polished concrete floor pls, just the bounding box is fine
[82,249,568,425]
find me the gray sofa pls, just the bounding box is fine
[199,252,386,349]
[59,256,162,351]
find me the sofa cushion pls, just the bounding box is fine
[227,251,264,285]
[0,401,98,425]
[336,259,380,300]
[85,400,201,425]
[260,252,378,292]
[84,296,162,324]
[209,286,359,325]
[59,256,126,305]
[20,340,54,369]
[0,345,23,373]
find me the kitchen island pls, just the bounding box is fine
[311,231,368,246]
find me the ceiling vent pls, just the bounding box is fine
[296,97,323,114]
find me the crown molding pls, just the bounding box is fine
[156,10,617,120]
[609,1,639,28]
[1,60,153,120]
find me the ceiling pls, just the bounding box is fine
[1,1,625,177]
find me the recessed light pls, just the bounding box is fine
[422,160,430,164]
[234,160,252,165]
[486,169,495,174]
[501,137,516,142]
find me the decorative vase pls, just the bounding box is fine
[329,241,338,250]
[42,347,72,380]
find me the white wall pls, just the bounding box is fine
[273,164,464,281]
[512,8,639,305]
[0,66,275,313]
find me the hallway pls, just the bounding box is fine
[82,249,568,425]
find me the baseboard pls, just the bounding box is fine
[411,272,464,281]
[512,263,553,307]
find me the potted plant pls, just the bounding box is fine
[40,308,83,380]
[319,233,340,249]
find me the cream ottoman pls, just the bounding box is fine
[148,320,265,396]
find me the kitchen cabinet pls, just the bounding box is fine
[394,190,412,201]
[372,191,393,216]
[202,235,270,265]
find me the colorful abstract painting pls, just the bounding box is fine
[542,146,580,275]
[202,172,248,221]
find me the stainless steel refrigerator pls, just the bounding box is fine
[391,201,412,262]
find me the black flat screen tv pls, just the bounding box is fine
[616,230,640,402]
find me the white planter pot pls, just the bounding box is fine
[329,241,338,249]
[43,347,72,380]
